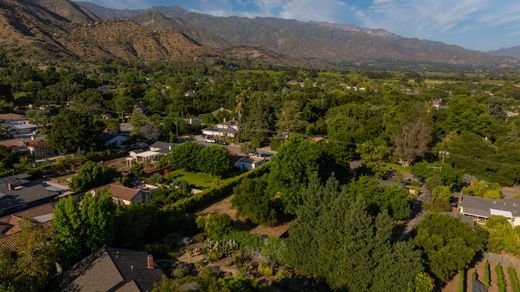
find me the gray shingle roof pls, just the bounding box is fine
[459,196,520,218]
[61,247,165,292]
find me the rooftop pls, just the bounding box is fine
[149,141,175,154]
[94,182,141,202]
[60,247,164,292]
[0,113,27,122]
[459,196,520,219]
[0,175,63,216]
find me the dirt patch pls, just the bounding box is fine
[199,195,239,221]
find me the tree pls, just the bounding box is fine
[344,177,412,220]
[170,142,202,171]
[15,219,56,291]
[114,203,160,249]
[197,146,233,176]
[394,121,432,166]
[276,100,306,140]
[285,176,423,291]
[69,161,119,192]
[53,196,83,268]
[48,109,104,153]
[428,186,452,212]
[80,191,117,252]
[196,213,232,239]
[357,139,389,177]
[139,122,161,141]
[326,103,384,145]
[0,247,15,289]
[242,94,277,147]
[232,177,276,226]
[267,135,319,213]
[440,97,494,137]
[26,109,50,132]
[485,216,520,256]
[462,180,504,199]
[412,162,463,190]
[130,107,146,135]
[412,213,486,283]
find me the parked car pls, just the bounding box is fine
[205,137,216,143]
[216,140,229,145]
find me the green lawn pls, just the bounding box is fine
[168,169,234,189]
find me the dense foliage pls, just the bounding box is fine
[69,161,119,192]
[285,176,423,291]
[232,176,277,226]
[412,213,486,283]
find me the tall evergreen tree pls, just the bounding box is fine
[285,176,423,291]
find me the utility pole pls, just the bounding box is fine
[438,151,450,164]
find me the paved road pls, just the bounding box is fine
[402,187,432,239]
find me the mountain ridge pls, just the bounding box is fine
[490,46,520,59]
[0,0,517,69]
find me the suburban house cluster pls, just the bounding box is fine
[91,182,158,205]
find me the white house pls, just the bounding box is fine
[458,196,520,226]
[202,120,239,138]
[234,156,266,171]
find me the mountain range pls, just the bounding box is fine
[489,46,520,59]
[0,0,518,69]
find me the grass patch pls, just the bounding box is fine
[386,163,412,174]
[169,169,234,189]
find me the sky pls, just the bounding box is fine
[83,0,520,51]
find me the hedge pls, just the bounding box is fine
[495,263,506,292]
[162,162,271,214]
[484,261,491,288]
[458,270,465,292]
[509,266,520,292]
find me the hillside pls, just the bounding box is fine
[0,0,210,62]
[78,2,519,68]
[0,0,517,68]
[490,46,520,58]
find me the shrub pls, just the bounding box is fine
[495,263,506,292]
[458,270,465,292]
[232,176,277,226]
[484,261,490,288]
[509,266,520,292]
[196,214,232,239]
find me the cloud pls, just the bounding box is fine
[360,0,489,37]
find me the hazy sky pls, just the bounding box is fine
[83,0,520,51]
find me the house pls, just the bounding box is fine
[99,133,129,148]
[0,174,68,216]
[0,139,30,155]
[60,247,165,292]
[0,113,37,137]
[127,141,175,167]
[91,182,158,205]
[25,137,55,159]
[234,156,266,171]
[202,120,239,138]
[458,196,520,226]
[149,141,175,154]
[0,203,54,251]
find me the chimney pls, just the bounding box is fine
[30,135,36,141]
[6,182,12,190]
[147,255,154,270]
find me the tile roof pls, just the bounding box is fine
[95,182,141,202]
[0,221,51,252]
[61,247,165,292]
[0,113,27,122]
